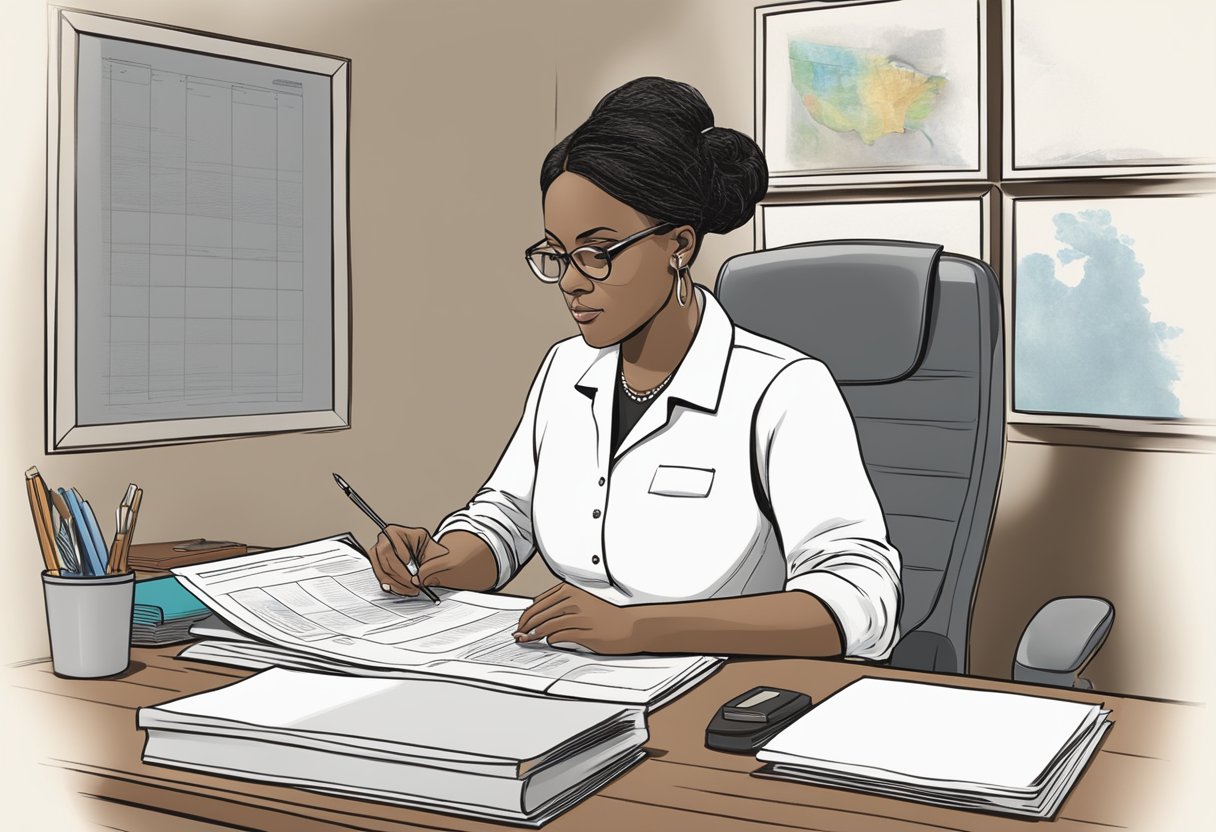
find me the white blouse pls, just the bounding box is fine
[435,286,902,660]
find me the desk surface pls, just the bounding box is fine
[5,647,1201,832]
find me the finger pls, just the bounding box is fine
[375,529,412,560]
[517,601,579,637]
[391,526,446,567]
[369,548,415,595]
[382,535,423,586]
[383,525,432,559]
[374,536,419,595]
[370,534,403,582]
[516,593,576,634]
[517,614,586,642]
[529,627,593,648]
[521,585,576,616]
[388,528,447,581]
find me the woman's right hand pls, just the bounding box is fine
[370,526,497,596]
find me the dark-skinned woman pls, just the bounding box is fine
[370,76,902,661]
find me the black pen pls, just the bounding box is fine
[332,473,441,604]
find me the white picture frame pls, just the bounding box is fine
[757,190,993,263]
[1003,0,1216,179]
[46,8,351,452]
[1002,188,1216,436]
[755,0,987,189]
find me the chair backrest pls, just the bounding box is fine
[716,239,1005,674]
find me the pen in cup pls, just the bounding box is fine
[332,473,441,605]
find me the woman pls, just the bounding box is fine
[371,77,901,660]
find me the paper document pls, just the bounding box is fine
[138,668,648,825]
[173,537,722,706]
[755,677,1112,818]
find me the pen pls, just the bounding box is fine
[332,473,441,604]
[25,467,59,572]
[119,487,142,574]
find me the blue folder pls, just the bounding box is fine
[59,487,107,576]
[78,493,110,571]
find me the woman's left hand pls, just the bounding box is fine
[514,583,641,655]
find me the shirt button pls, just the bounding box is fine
[592,556,601,564]
[598,477,605,486]
[592,509,602,519]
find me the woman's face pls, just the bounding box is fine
[542,172,683,348]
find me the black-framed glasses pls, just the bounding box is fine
[524,222,676,283]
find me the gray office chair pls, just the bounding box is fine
[717,239,1113,686]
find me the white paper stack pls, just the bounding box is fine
[183,615,719,711]
[138,668,647,826]
[755,677,1111,819]
[172,539,722,710]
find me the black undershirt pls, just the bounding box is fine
[610,366,663,459]
[610,295,702,459]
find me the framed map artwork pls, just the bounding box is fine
[756,0,986,187]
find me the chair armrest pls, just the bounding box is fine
[1013,597,1114,689]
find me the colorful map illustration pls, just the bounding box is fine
[788,40,947,146]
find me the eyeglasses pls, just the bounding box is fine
[524,222,676,283]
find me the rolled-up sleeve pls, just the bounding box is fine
[755,358,902,661]
[434,345,558,590]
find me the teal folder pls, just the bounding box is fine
[133,576,210,624]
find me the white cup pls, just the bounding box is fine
[42,569,134,678]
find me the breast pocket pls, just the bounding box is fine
[648,464,715,498]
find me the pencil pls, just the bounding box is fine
[25,468,59,572]
[105,506,125,575]
[118,487,142,574]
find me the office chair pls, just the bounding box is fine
[716,239,1113,686]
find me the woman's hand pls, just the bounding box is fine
[370,526,496,596]
[513,583,641,654]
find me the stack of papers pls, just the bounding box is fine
[172,537,722,709]
[138,668,647,826]
[132,576,212,645]
[755,677,1111,819]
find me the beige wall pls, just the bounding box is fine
[3,0,1213,699]
[972,436,1216,702]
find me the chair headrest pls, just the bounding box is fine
[716,239,941,384]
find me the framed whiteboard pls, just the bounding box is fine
[46,8,350,452]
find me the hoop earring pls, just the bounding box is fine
[673,257,689,308]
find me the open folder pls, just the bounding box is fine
[754,677,1111,819]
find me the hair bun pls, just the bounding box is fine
[699,128,768,235]
[591,76,713,136]
[540,76,770,259]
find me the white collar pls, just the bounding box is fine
[574,286,735,461]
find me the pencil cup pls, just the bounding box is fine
[42,569,135,678]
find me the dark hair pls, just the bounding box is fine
[540,76,768,262]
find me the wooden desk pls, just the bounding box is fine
[5,648,1200,831]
